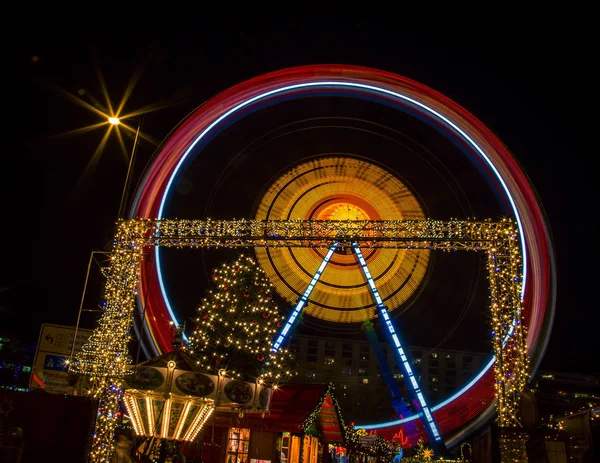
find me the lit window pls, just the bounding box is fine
[226,428,250,463]
[362,378,369,384]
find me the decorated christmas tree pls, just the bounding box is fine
[187,254,293,384]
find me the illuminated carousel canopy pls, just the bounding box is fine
[123,350,214,442]
[123,350,273,442]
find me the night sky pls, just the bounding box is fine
[7,13,596,375]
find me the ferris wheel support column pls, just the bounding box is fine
[362,319,419,437]
[488,231,530,463]
[271,242,339,352]
[352,244,445,451]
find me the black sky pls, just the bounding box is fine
[6,12,596,374]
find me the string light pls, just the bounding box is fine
[302,383,346,435]
[69,219,147,462]
[70,217,528,461]
[185,254,294,385]
[299,383,346,462]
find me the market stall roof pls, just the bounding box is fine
[211,382,346,443]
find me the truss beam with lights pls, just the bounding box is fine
[73,217,527,460]
[129,218,506,249]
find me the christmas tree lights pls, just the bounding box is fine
[186,254,293,385]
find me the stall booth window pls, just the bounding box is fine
[227,427,251,463]
[302,435,319,463]
[289,435,301,463]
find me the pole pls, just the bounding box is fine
[69,251,95,364]
[118,118,142,219]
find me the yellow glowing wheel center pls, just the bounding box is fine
[254,157,430,323]
[320,203,367,221]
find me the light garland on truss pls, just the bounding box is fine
[69,220,148,462]
[72,217,528,462]
[127,218,512,250]
[487,221,529,428]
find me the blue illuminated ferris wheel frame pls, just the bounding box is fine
[271,241,443,445]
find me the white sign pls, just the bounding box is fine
[29,324,93,394]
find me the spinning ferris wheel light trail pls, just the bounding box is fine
[72,65,556,462]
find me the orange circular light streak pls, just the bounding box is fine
[254,157,429,323]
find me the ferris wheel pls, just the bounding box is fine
[122,65,555,450]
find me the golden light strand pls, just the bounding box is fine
[71,217,528,460]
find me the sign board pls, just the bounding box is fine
[29,324,93,394]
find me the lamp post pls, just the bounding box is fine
[117,117,142,220]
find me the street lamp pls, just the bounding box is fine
[117,118,142,219]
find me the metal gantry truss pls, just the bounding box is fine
[74,218,528,460]
[144,218,505,249]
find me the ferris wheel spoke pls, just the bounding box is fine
[271,242,339,352]
[353,244,444,449]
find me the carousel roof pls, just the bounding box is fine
[135,349,199,371]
